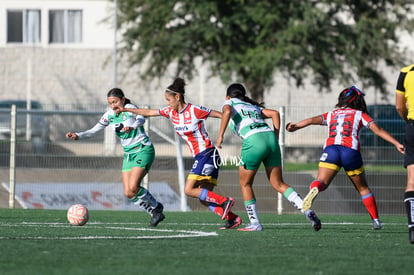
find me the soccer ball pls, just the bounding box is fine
[67,204,89,226]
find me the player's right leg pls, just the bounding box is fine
[302,184,321,212]
[237,166,262,231]
[404,123,414,243]
[122,148,165,227]
[187,149,236,220]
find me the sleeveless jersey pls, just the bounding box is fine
[76,103,151,153]
[158,103,213,157]
[222,98,272,139]
[321,108,373,151]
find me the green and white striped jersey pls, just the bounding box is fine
[223,98,272,139]
[76,103,151,153]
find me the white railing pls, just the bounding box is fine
[0,105,405,216]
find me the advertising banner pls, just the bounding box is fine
[2,182,184,211]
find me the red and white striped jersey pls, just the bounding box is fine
[321,108,374,151]
[159,103,213,156]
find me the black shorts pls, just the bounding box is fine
[404,121,414,167]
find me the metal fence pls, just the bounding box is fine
[0,104,407,216]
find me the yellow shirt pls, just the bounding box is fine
[396,64,414,120]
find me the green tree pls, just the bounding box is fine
[116,0,414,102]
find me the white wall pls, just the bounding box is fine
[0,0,114,48]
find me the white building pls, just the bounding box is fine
[0,0,412,110]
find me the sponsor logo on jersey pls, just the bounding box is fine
[175,125,189,132]
[184,111,192,124]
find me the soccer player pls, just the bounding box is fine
[395,63,414,243]
[216,83,322,231]
[120,78,240,229]
[287,86,404,230]
[66,88,165,227]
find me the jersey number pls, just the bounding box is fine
[329,121,352,137]
[241,109,260,119]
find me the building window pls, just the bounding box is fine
[7,9,41,44]
[49,10,82,44]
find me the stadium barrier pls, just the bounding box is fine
[0,105,406,215]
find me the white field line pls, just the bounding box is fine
[0,222,218,240]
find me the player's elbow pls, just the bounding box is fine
[396,105,404,114]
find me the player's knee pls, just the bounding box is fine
[184,185,195,196]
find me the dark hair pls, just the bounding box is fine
[226,83,264,107]
[335,86,368,114]
[107,88,131,105]
[166,78,186,102]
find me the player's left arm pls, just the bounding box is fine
[368,122,404,154]
[261,108,280,139]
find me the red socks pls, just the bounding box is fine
[205,190,227,205]
[362,193,379,219]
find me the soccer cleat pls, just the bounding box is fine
[305,210,322,231]
[220,197,235,220]
[237,223,263,231]
[409,227,414,244]
[372,219,382,230]
[302,187,319,211]
[219,216,242,230]
[149,203,165,227]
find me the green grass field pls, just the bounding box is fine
[1,209,413,275]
